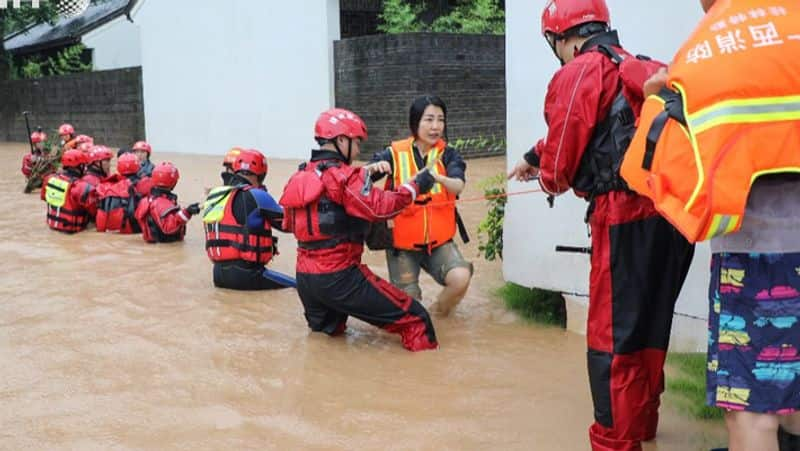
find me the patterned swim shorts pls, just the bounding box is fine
[707,252,800,414]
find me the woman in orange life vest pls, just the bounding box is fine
[366,95,473,316]
[40,150,96,233]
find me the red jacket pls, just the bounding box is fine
[525,32,660,227]
[135,191,190,243]
[281,152,420,274]
[527,37,626,196]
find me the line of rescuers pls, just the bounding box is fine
[41,106,468,352]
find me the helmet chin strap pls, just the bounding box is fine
[333,137,353,164]
[90,162,105,175]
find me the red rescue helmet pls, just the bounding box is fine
[77,142,93,153]
[223,147,243,168]
[232,148,268,177]
[88,145,113,163]
[58,123,75,136]
[541,0,610,40]
[31,131,47,144]
[61,149,85,168]
[314,108,368,141]
[151,162,180,189]
[75,134,94,145]
[133,140,152,154]
[117,153,140,176]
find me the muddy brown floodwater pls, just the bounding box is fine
[0,143,724,450]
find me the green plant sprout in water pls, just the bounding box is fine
[476,173,505,261]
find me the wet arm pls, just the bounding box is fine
[436,149,467,195]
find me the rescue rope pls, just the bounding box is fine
[426,188,544,207]
[557,291,708,321]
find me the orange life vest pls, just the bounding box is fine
[621,0,800,243]
[62,138,79,151]
[386,137,456,252]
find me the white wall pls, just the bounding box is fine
[505,1,710,350]
[82,16,142,71]
[132,0,340,159]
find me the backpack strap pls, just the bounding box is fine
[596,44,624,65]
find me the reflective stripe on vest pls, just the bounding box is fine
[705,213,741,241]
[392,140,447,195]
[620,0,800,242]
[203,186,235,224]
[677,83,800,213]
[689,95,800,135]
[45,177,69,208]
[44,175,88,232]
[388,137,457,251]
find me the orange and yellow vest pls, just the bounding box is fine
[621,0,800,243]
[386,137,456,251]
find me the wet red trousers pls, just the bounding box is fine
[587,192,694,451]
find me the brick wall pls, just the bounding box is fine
[0,67,145,147]
[340,0,383,38]
[334,33,506,159]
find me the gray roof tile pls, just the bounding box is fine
[4,0,134,54]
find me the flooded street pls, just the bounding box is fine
[0,143,724,450]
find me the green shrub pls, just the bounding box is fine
[477,173,506,261]
[431,0,505,34]
[13,44,91,79]
[377,0,424,33]
[498,283,566,327]
[379,0,504,35]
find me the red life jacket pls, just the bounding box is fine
[43,174,89,233]
[203,186,275,264]
[279,160,369,250]
[95,175,143,234]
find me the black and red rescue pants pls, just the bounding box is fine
[296,264,437,352]
[587,191,694,451]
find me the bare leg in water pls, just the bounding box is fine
[429,266,471,316]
